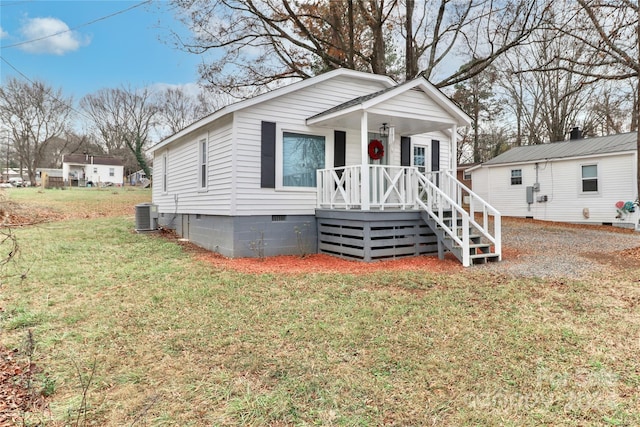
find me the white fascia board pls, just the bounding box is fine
[150,69,397,153]
[466,163,483,172]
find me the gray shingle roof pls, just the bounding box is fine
[482,132,637,166]
[63,154,124,166]
[307,85,398,121]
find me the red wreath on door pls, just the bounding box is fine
[368,139,385,160]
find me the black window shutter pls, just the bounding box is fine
[334,130,346,168]
[400,136,411,166]
[261,121,276,188]
[431,140,440,171]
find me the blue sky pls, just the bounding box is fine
[0,0,203,101]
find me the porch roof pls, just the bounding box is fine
[306,77,471,135]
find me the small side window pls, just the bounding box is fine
[198,138,208,190]
[511,169,522,185]
[162,152,168,193]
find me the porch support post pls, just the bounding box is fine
[361,111,370,210]
[451,124,457,173]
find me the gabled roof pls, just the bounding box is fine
[151,69,397,153]
[478,132,637,167]
[63,154,124,166]
[307,77,471,127]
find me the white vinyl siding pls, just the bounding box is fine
[162,152,167,193]
[368,88,457,124]
[152,116,234,215]
[472,153,636,224]
[151,72,462,218]
[232,75,389,215]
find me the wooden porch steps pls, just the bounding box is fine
[420,211,500,266]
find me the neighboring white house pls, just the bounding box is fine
[62,154,124,187]
[150,68,501,265]
[469,132,639,230]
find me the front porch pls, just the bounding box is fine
[316,165,502,266]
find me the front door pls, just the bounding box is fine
[368,132,388,165]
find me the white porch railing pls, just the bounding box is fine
[317,165,420,210]
[316,165,501,266]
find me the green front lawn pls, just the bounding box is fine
[0,188,638,426]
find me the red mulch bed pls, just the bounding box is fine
[165,228,466,275]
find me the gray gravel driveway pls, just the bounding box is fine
[475,219,640,279]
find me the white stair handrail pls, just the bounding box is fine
[443,171,501,260]
[415,171,471,267]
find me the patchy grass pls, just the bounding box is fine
[0,190,639,426]
[1,186,151,222]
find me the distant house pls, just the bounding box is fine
[127,168,152,186]
[36,168,63,187]
[469,132,639,230]
[1,168,22,183]
[149,68,502,266]
[62,154,124,187]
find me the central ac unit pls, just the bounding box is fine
[135,203,158,231]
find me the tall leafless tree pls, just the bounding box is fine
[155,87,216,137]
[0,77,73,185]
[547,0,640,196]
[80,86,157,178]
[170,0,549,95]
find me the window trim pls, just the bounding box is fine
[198,137,208,191]
[510,169,522,186]
[580,163,599,194]
[275,125,332,192]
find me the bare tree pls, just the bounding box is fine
[530,1,640,194]
[80,86,157,178]
[170,0,549,95]
[155,87,216,136]
[0,77,73,185]
[496,18,601,146]
[40,132,103,169]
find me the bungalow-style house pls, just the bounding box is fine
[469,132,639,230]
[150,69,501,266]
[62,154,124,187]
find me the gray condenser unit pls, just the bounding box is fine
[135,203,158,231]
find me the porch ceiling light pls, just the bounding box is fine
[379,123,389,138]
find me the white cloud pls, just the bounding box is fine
[18,17,87,55]
[0,26,8,39]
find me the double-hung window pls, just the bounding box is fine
[581,164,598,193]
[282,132,325,188]
[511,169,522,185]
[198,138,207,190]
